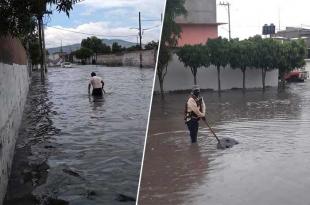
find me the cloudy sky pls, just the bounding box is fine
[217,0,310,39]
[45,0,165,48]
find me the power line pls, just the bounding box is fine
[47,26,138,38]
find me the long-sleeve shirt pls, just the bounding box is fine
[186,97,206,121]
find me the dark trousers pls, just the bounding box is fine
[92,88,103,96]
[186,118,199,143]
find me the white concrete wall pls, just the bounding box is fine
[0,63,29,203]
[304,59,310,73]
[154,54,279,92]
[75,49,157,67]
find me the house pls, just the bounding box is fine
[47,52,66,67]
[274,27,310,58]
[175,0,222,46]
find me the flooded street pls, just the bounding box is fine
[5,65,153,205]
[139,82,310,205]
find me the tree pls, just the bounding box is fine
[29,37,41,66]
[75,47,93,64]
[157,0,187,97]
[177,44,209,85]
[207,37,230,93]
[81,36,110,62]
[127,45,141,52]
[229,39,255,92]
[277,39,307,84]
[145,41,159,50]
[112,42,123,53]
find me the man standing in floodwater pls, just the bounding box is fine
[184,86,206,143]
[88,72,105,96]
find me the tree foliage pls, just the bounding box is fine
[177,36,307,91]
[75,47,93,61]
[207,37,230,92]
[81,36,111,55]
[177,44,209,85]
[157,0,187,96]
[112,42,124,53]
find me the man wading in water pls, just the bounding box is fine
[88,72,105,96]
[184,86,206,143]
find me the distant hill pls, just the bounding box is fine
[48,39,139,54]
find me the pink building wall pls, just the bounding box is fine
[178,24,218,46]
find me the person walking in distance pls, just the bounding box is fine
[88,72,105,96]
[184,86,206,143]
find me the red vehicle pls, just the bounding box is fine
[284,69,308,82]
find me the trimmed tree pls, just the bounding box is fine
[177,44,209,85]
[207,37,230,92]
[229,39,254,91]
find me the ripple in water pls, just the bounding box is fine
[5,65,153,205]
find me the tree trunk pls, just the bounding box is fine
[38,17,45,80]
[217,66,221,92]
[262,68,266,91]
[193,68,197,85]
[41,21,47,73]
[159,76,164,99]
[242,67,246,92]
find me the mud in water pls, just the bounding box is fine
[139,83,310,205]
[4,65,153,205]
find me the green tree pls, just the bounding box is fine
[81,36,110,62]
[207,37,230,93]
[277,39,307,84]
[29,37,41,66]
[145,41,159,50]
[75,47,93,64]
[127,45,141,52]
[157,0,187,96]
[112,42,123,53]
[177,44,209,85]
[229,39,255,92]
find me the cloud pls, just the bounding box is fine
[80,0,165,17]
[45,21,161,48]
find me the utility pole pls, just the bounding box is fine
[220,2,231,40]
[139,11,142,68]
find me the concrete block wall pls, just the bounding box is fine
[0,36,29,203]
[74,49,156,67]
[154,54,279,92]
[0,63,29,203]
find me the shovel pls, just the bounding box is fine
[202,118,222,147]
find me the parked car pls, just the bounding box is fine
[61,62,72,68]
[284,69,308,82]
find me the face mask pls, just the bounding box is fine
[193,90,200,97]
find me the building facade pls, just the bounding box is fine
[175,0,221,46]
[274,27,310,58]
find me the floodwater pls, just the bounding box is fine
[4,65,153,205]
[139,82,310,205]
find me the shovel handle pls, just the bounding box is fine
[202,119,221,144]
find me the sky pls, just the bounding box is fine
[45,0,165,48]
[217,0,310,39]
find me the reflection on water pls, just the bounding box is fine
[5,65,153,205]
[139,83,310,205]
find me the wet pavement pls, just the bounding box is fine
[139,82,310,205]
[4,65,153,205]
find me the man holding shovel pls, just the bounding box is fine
[184,86,206,143]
